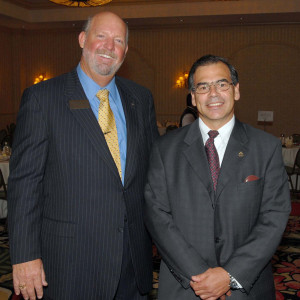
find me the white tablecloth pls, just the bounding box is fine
[0,159,9,184]
[282,146,300,167]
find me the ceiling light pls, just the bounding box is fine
[49,0,112,7]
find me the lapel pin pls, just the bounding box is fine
[238,151,244,158]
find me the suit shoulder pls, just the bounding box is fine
[24,71,72,95]
[116,76,151,95]
[241,122,281,146]
[155,126,189,149]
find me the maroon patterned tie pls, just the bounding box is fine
[205,130,220,191]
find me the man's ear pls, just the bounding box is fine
[191,92,196,107]
[234,83,240,101]
[78,31,86,49]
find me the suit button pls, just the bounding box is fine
[118,227,124,233]
[215,237,220,243]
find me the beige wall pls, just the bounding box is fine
[0,23,299,137]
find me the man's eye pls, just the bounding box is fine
[199,85,208,91]
[115,39,124,44]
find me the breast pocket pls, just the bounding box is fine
[238,177,263,189]
[236,178,264,226]
[237,177,263,201]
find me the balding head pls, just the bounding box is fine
[82,12,128,46]
[78,11,128,86]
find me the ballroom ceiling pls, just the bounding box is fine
[0,0,299,29]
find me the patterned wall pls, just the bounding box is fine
[0,23,299,137]
[0,28,14,128]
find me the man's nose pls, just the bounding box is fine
[208,83,218,95]
[104,38,114,50]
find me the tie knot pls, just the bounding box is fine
[208,130,219,139]
[96,89,109,102]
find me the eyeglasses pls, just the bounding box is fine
[192,80,233,94]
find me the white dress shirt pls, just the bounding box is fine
[198,116,235,166]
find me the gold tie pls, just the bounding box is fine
[97,89,122,179]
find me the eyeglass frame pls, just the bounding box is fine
[191,79,234,94]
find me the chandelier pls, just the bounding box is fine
[49,0,112,7]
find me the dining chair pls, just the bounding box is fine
[0,169,7,231]
[0,129,7,148]
[292,133,300,145]
[285,148,300,192]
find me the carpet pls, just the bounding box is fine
[272,214,300,300]
[291,201,300,216]
[0,204,299,300]
[0,226,12,300]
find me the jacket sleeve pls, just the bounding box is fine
[144,141,210,289]
[223,142,291,293]
[8,87,48,264]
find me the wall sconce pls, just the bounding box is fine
[176,71,189,88]
[34,74,48,84]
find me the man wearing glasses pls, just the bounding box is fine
[144,55,290,299]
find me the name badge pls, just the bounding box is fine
[69,100,90,110]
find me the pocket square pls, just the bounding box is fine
[244,175,259,182]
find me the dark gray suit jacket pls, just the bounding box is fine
[144,119,290,299]
[8,69,158,299]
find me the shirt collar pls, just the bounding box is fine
[76,63,118,100]
[199,116,235,144]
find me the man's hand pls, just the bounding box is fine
[12,259,48,300]
[190,267,231,300]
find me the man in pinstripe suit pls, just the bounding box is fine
[8,11,158,300]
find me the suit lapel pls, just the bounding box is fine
[183,121,215,205]
[115,77,139,187]
[215,119,249,201]
[65,69,121,182]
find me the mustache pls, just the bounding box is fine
[96,50,117,59]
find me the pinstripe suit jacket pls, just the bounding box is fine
[8,69,158,299]
[144,119,291,299]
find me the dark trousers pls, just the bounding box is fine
[114,220,148,300]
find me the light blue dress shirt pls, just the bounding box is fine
[77,64,127,184]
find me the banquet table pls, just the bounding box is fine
[282,146,299,167]
[282,146,299,190]
[0,157,9,185]
[0,157,9,218]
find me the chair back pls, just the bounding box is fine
[295,148,300,169]
[0,129,7,148]
[0,169,7,199]
[7,123,16,137]
[292,134,300,145]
